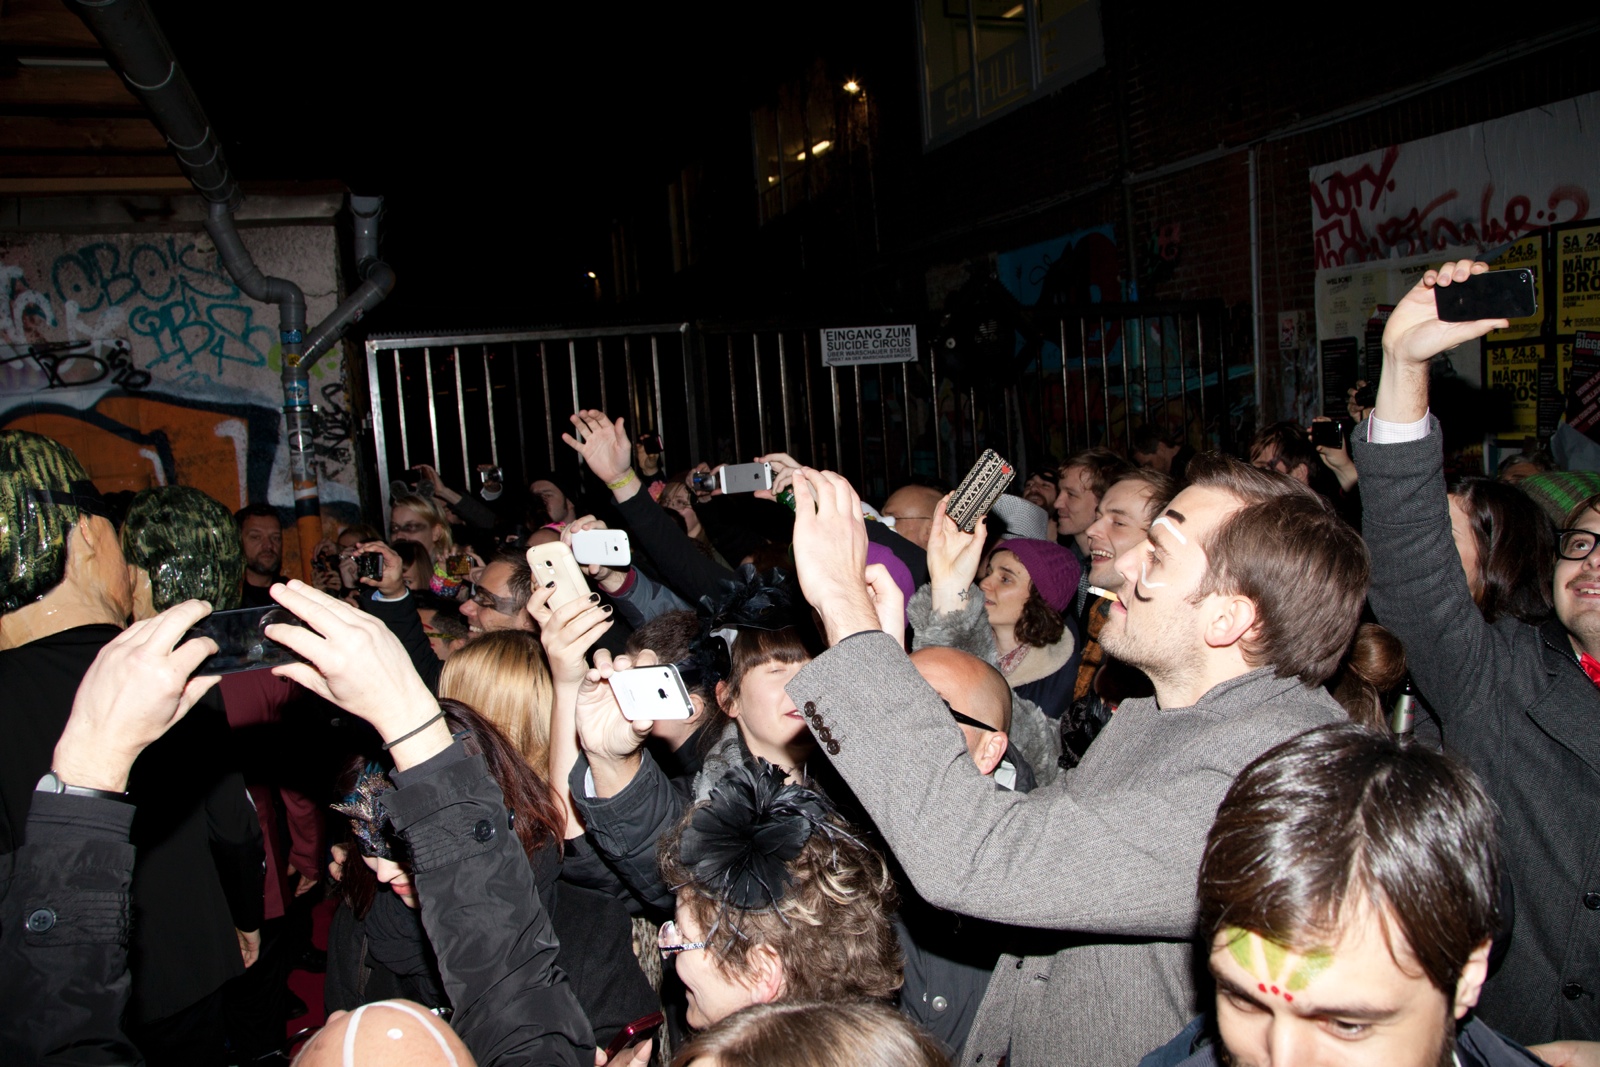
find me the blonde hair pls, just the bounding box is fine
[438,630,553,771]
[389,492,455,560]
[671,1000,948,1067]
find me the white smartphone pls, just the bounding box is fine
[571,529,631,568]
[609,664,695,721]
[717,461,774,494]
[526,542,590,610]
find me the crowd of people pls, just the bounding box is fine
[4,259,1600,1066]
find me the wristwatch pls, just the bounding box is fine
[35,771,129,803]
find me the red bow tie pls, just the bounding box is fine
[1580,653,1600,688]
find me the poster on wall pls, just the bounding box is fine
[1484,341,1545,439]
[1565,333,1600,442]
[1487,234,1546,343]
[1558,224,1600,334]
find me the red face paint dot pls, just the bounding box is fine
[1258,983,1267,993]
[1270,986,1279,995]
[1284,993,1294,1002]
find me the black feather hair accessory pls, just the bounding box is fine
[678,564,798,688]
[677,759,833,911]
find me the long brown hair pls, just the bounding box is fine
[672,1001,947,1067]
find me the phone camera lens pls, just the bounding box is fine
[657,688,667,699]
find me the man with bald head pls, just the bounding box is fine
[911,645,1033,791]
[881,484,945,551]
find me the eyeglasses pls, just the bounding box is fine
[1558,528,1600,562]
[391,521,431,536]
[465,582,522,615]
[657,919,708,960]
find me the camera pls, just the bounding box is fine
[356,552,384,581]
[689,469,718,494]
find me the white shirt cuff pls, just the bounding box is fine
[372,588,410,603]
[583,768,597,799]
[1366,411,1431,444]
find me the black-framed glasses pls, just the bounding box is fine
[657,919,708,960]
[941,697,996,733]
[465,582,522,615]
[1558,529,1600,562]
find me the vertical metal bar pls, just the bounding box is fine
[1196,311,1210,451]
[597,338,609,417]
[1079,317,1091,449]
[568,340,580,418]
[483,346,500,467]
[901,361,913,481]
[1120,316,1133,454]
[539,342,554,470]
[654,334,668,457]
[623,336,641,440]
[512,342,527,475]
[878,364,890,493]
[967,386,977,467]
[829,364,842,474]
[777,333,794,457]
[1176,314,1191,445]
[394,348,411,472]
[452,346,469,478]
[423,347,441,467]
[727,336,742,462]
[1034,338,1046,465]
[752,332,768,457]
[1097,317,1109,449]
[930,341,943,482]
[1059,321,1072,453]
[368,343,393,521]
[1138,315,1150,432]
[854,365,866,487]
[803,331,819,464]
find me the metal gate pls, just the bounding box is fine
[360,305,1250,519]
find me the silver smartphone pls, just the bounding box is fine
[609,664,695,721]
[717,462,774,494]
[571,529,631,568]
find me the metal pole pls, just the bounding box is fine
[829,364,842,474]
[394,348,411,472]
[854,365,866,487]
[727,335,742,462]
[368,342,393,520]
[623,335,640,438]
[1249,147,1265,420]
[1079,317,1091,448]
[452,346,469,479]
[653,334,668,457]
[930,342,943,481]
[901,360,913,480]
[423,347,441,467]
[539,341,554,471]
[803,331,818,464]
[1120,316,1133,454]
[753,332,768,457]
[1059,320,1072,453]
[777,332,794,457]
[512,342,527,476]
[483,345,500,467]
[1196,312,1210,451]
[597,338,609,418]
[1176,314,1190,445]
[1138,314,1150,431]
[878,365,891,495]
[1097,317,1110,449]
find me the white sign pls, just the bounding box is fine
[821,325,918,367]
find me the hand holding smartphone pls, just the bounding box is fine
[527,542,591,611]
[608,665,694,721]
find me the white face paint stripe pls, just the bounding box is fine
[344,1000,461,1067]
[1140,560,1167,589]
[1150,515,1187,544]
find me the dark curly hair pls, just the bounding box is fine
[1013,584,1066,649]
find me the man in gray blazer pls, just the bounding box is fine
[783,459,1367,1067]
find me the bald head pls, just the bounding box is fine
[294,1000,474,1067]
[912,646,1013,776]
[881,485,945,550]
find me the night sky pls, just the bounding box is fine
[153,1,906,333]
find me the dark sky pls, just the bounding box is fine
[152,1,908,332]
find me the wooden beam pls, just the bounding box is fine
[0,154,183,178]
[0,69,142,114]
[0,176,192,195]
[0,115,168,153]
[0,0,101,49]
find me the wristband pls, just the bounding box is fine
[381,709,446,751]
[36,771,129,803]
[605,469,637,491]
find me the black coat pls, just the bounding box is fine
[1355,420,1600,1042]
[0,625,264,1023]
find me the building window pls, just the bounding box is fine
[919,0,1104,148]
[752,61,840,224]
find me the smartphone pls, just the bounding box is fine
[571,529,631,568]
[716,462,774,495]
[946,449,1016,532]
[603,1011,665,1060]
[527,542,590,610]
[445,552,473,577]
[184,605,308,675]
[1434,269,1537,322]
[356,552,384,581]
[609,665,695,721]
[1310,420,1344,448]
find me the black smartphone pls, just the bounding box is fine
[1434,269,1537,322]
[184,605,309,675]
[356,552,384,581]
[603,1011,665,1060]
[1310,420,1344,448]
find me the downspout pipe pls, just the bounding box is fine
[301,195,395,372]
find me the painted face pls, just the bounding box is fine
[1022,472,1058,511]
[1210,913,1474,1067]
[530,480,574,524]
[1099,485,1231,680]
[978,550,1032,632]
[1554,506,1600,652]
[1446,495,1484,602]
[1054,465,1099,538]
[239,514,282,577]
[727,657,810,763]
[362,854,418,910]
[1084,479,1157,591]
[389,506,441,556]
[671,894,763,1029]
[459,560,529,635]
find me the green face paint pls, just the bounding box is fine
[1220,926,1335,1004]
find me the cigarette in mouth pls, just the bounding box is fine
[1088,585,1120,604]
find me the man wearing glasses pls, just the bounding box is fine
[1352,258,1600,1046]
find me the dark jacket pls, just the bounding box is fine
[0,625,264,1023]
[1354,419,1600,1042]
[360,589,444,691]
[613,488,735,604]
[382,743,592,1066]
[0,792,141,1065]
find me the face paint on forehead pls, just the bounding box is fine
[1222,926,1335,1003]
[1150,515,1187,544]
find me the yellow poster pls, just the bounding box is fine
[1486,342,1543,439]
[1558,225,1600,334]
[1488,234,1545,343]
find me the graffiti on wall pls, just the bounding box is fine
[1310,91,1600,270]
[0,225,356,518]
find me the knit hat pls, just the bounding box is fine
[995,538,1079,613]
[866,542,915,623]
[1518,470,1600,527]
[989,493,1050,542]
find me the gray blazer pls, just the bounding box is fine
[787,632,1341,1067]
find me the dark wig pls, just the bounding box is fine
[1448,477,1554,624]
[1013,585,1066,649]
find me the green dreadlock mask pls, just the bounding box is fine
[120,486,245,615]
[0,431,109,615]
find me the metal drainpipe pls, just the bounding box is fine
[69,0,396,579]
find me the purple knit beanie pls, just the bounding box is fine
[995,538,1079,613]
